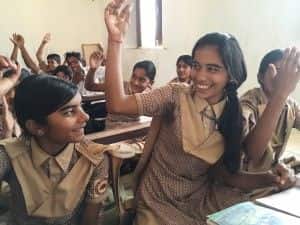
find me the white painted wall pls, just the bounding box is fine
[1,0,300,100]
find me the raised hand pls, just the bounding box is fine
[10,33,25,48]
[272,47,300,99]
[89,51,104,69]
[104,0,131,43]
[0,55,17,71]
[9,33,18,46]
[42,33,51,44]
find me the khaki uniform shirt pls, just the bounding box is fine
[0,137,109,225]
[241,87,300,172]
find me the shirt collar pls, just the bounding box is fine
[31,138,74,172]
[193,94,227,119]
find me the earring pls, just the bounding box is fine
[37,130,44,136]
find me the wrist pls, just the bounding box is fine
[108,38,123,44]
[268,91,287,108]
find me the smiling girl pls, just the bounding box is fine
[103,1,296,224]
[0,75,109,225]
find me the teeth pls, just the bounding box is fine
[197,84,210,89]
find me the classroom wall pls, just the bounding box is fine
[1,0,300,100]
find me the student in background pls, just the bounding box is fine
[64,52,88,95]
[85,51,156,129]
[241,49,300,191]
[0,75,109,225]
[36,33,61,74]
[53,65,73,81]
[104,1,295,224]
[170,54,193,83]
[84,51,106,91]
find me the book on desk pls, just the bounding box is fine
[207,175,300,225]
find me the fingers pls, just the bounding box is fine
[273,163,296,189]
[0,56,10,69]
[7,58,18,72]
[43,33,51,42]
[273,164,288,185]
[120,3,131,23]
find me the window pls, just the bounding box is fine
[135,0,162,48]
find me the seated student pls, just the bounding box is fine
[85,52,156,129]
[36,33,61,74]
[53,65,73,81]
[241,49,300,175]
[64,52,88,95]
[170,54,193,83]
[104,2,295,224]
[84,51,106,91]
[0,75,109,225]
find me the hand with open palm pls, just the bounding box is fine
[104,0,131,43]
[272,47,300,100]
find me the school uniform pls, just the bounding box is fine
[132,83,249,225]
[0,137,109,225]
[241,87,300,172]
[169,76,191,84]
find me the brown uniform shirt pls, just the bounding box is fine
[132,84,248,225]
[241,87,300,172]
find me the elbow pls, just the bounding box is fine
[106,102,119,114]
[244,149,263,167]
[106,101,124,114]
[243,142,263,164]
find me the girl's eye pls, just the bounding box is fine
[207,66,220,73]
[63,110,75,116]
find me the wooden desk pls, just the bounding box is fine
[82,92,105,102]
[86,117,151,144]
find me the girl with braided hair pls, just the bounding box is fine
[104,1,295,224]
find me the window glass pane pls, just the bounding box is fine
[139,0,160,47]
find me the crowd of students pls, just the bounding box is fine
[0,0,299,224]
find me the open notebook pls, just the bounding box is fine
[255,174,300,218]
[207,175,300,225]
[207,202,300,225]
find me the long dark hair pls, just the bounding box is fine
[192,33,247,173]
[14,75,78,135]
